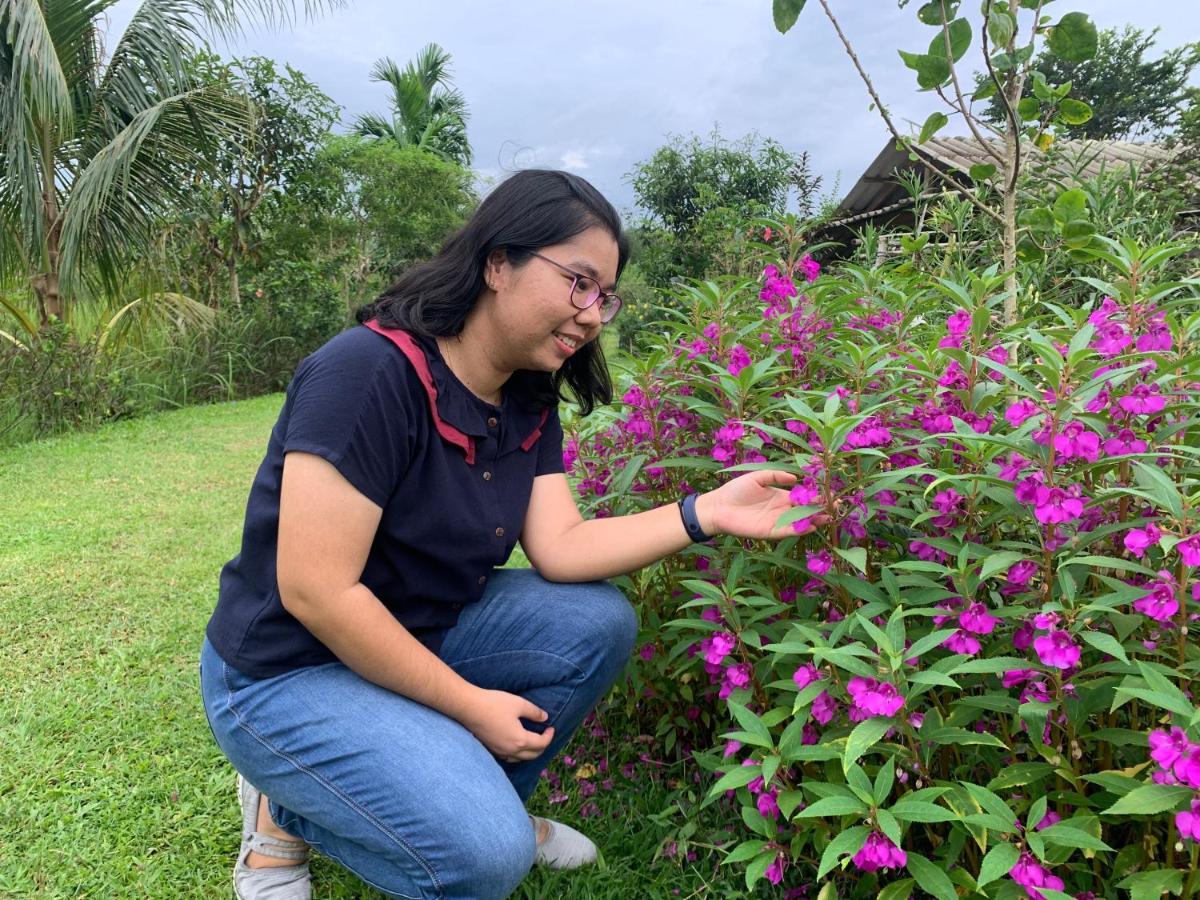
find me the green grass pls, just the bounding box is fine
[0,396,741,898]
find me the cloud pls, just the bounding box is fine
[560,149,589,171]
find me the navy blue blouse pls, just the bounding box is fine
[206,323,564,678]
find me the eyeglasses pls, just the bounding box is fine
[526,251,622,323]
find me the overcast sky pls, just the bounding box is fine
[105,0,1200,218]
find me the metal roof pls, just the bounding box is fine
[831,137,1178,225]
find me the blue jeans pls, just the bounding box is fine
[199,569,636,899]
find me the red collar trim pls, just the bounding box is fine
[364,321,550,463]
[364,320,475,465]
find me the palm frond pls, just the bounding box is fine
[0,0,74,131]
[98,289,215,350]
[58,82,253,297]
[0,287,37,338]
[352,111,397,141]
[407,42,452,94]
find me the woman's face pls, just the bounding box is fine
[486,225,620,373]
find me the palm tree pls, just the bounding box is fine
[354,43,472,167]
[0,0,340,329]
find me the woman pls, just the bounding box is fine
[200,169,822,899]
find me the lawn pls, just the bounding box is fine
[0,396,738,898]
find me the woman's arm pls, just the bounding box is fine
[277,451,554,762]
[520,470,828,583]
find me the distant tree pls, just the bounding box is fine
[627,130,819,285]
[0,0,338,329]
[977,25,1200,140]
[185,54,341,309]
[354,44,472,167]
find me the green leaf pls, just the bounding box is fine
[987,762,1055,791]
[1058,97,1093,126]
[905,852,958,900]
[916,0,959,25]
[745,849,775,888]
[898,50,951,90]
[1117,869,1184,900]
[1048,12,1098,63]
[1017,97,1041,121]
[888,799,958,823]
[843,716,894,770]
[817,825,871,879]
[721,839,768,865]
[1079,630,1129,664]
[977,842,1019,888]
[919,111,949,144]
[1037,823,1114,852]
[969,162,997,180]
[795,795,870,818]
[772,0,807,34]
[707,764,760,798]
[1102,784,1195,816]
[927,17,971,62]
[835,547,868,575]
[924,726,1007,749]
[978,550,1026,582]
[986,10,1016,47]
[1053,188,1087,224]
[1131,461,1185,518]
[728,700,773,746]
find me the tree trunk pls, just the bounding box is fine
[33,220,63,327]
[1001,136,1018,328]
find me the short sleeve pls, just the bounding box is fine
[282,334,414,507]
[534,406,565,476]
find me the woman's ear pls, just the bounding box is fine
[485,248,508,291]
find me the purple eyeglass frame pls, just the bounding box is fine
[526,251,622,323]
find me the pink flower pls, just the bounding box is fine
[1013,621,1035,651]
[943,630,981,655]
[793,663,823,690]
[1002,668,1038,688]
[765,851,788,885]
[1133,573,1179,623]
[960,602,1000,635]
[1103,428,1148,456]
[1034,810,1061,830]
[1032,484,1085,525]
[789,479,821,506]
[1052,421,1100,462]
[851,831,906,872]
[1178,535,1200,566]
[811,691,837,724]
[846,676,905,717]
[806,549,833,574]
[704,632,736,665]
[1007,560,1037,586]
[1149,727,1192,769]
[727,344,751,376]
[1124,524,1162,558]
[797,254,821,283]
[722,739,743,758]
[1005,398,1040,427]
[757,788,780,820]
[1174,751,1200,789]
[1010,852,1065,897]
[1118,383,1166,415]
[1032,629,1080,669]
[1177,799,1200,842]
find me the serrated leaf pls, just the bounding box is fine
[721,839,768,865]
[1038,823,1113,852]
[978,842,1019,887]
[794,795,870,818]
[843,716,893,770]
[817,826,871,879]
[707,764,760,798]
[1080,630,1129,664]
[888,799,958,823]
[1117,869,1184,900]
[835,546,868,574]
[1102,784,1195,816]
[905,852,958,900]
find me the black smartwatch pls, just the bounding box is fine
[677,493,713,543]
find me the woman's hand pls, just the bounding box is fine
[695,470,831,540]
[458,689,555,764]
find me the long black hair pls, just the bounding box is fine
[355,169,629,415]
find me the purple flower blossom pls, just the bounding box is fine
[1149,727,1192,769]
[1178,535,1200,566]
[1124,523,1161,558]
[1177,799,1200,842]
[727,344,752,376]
[811,690,837,724]
[1010,852,1065,897]
[1007,560,1037,586]
[1103,428,1148,456]
[1118,383,1166,415]
[1032,484,1085,525]
[704,632,736,665]
[1032,629,1081,669]
[765,851,788,885]
[846,676,905,717]
[1005,398,1040,427]
[796,254,821,283]
[943,630,981,655]
[757,788,780,820]
[851,831,906,872]
[792,663,823,690]
[1133,572,1178,623]
[806,549,832,574]
[960,602,1000,635]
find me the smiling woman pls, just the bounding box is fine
[198,169,825,900]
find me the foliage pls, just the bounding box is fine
[0,0,339,325]
[977,26,1200,141]
[573,218,1200,895]
[354,43,472,167]
[176,52,341,309]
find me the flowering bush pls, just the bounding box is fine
[568,220,1200,897]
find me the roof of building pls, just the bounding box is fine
[830,136,1178,228]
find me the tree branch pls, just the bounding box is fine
[815,0,1004,225]
[981,0,1022,192]
[938,0,1006,165]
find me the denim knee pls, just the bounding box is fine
[434,809,536,899]
[575,581,638,670]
